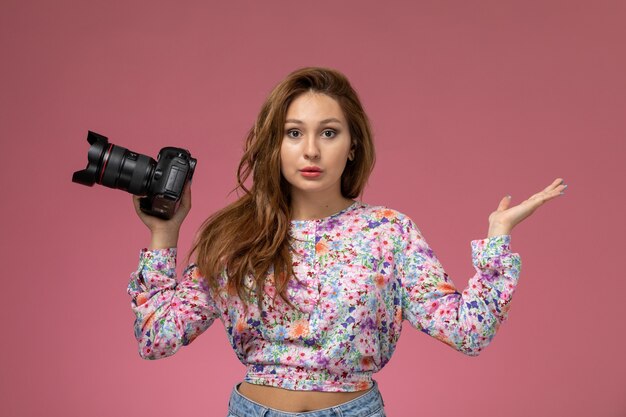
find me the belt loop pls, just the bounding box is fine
[332,406,343,417]
[259,408,270,417]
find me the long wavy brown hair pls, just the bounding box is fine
[188,67,376,314]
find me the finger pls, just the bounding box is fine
[132,195,141,213]
[497,195,511,211]
[528,184,567,206]
[529,178,567,200]
[544,178,564,192]
[180,182,192,209]
[171,184,192,223]
[545,180,568,196]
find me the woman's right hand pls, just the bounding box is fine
[132,181,192,249]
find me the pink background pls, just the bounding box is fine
[1,1,624,416]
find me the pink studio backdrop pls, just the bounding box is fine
[1,1,624,416]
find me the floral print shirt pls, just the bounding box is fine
[128,201,522,392]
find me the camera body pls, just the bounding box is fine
[72,131,196,220]
[138,146,196,219]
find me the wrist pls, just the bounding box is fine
[149,230,179,250]
[487,224,512,238]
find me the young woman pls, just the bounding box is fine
[128,67,567,417]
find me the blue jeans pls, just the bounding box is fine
[227,380,386,417]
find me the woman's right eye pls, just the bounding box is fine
[286,130,301,138]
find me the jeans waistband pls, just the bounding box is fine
[228,379,385,417]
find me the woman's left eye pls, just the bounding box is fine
[322,130,336,138]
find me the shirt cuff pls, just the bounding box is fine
[138,247,178,273]
[470,235,512,269]
[128,248,178,298]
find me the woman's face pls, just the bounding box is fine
[280,91,353,201]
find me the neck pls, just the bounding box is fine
[289,191,355,221]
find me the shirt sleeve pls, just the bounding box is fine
[395,216,522,356]
[127,248,221,359]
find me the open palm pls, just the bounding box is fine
[489,178,568,233]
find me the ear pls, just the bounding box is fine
[348,142,356,161]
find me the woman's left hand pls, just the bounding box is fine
[487,177,568,237]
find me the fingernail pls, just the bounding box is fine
[507,195,511,199]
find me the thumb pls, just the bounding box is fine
[179,181,192,210]
[132,194,142,213]
[496,195,512,211]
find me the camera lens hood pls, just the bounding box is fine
[72,131,109,186]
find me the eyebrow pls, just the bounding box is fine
[285,118,343,125]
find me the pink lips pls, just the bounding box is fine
[300,166,322,178]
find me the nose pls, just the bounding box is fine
[303,136,320,160]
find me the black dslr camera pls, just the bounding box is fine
[72,131,196,220]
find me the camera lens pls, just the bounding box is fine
[72,131,156,195]
[99,145,155,194]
